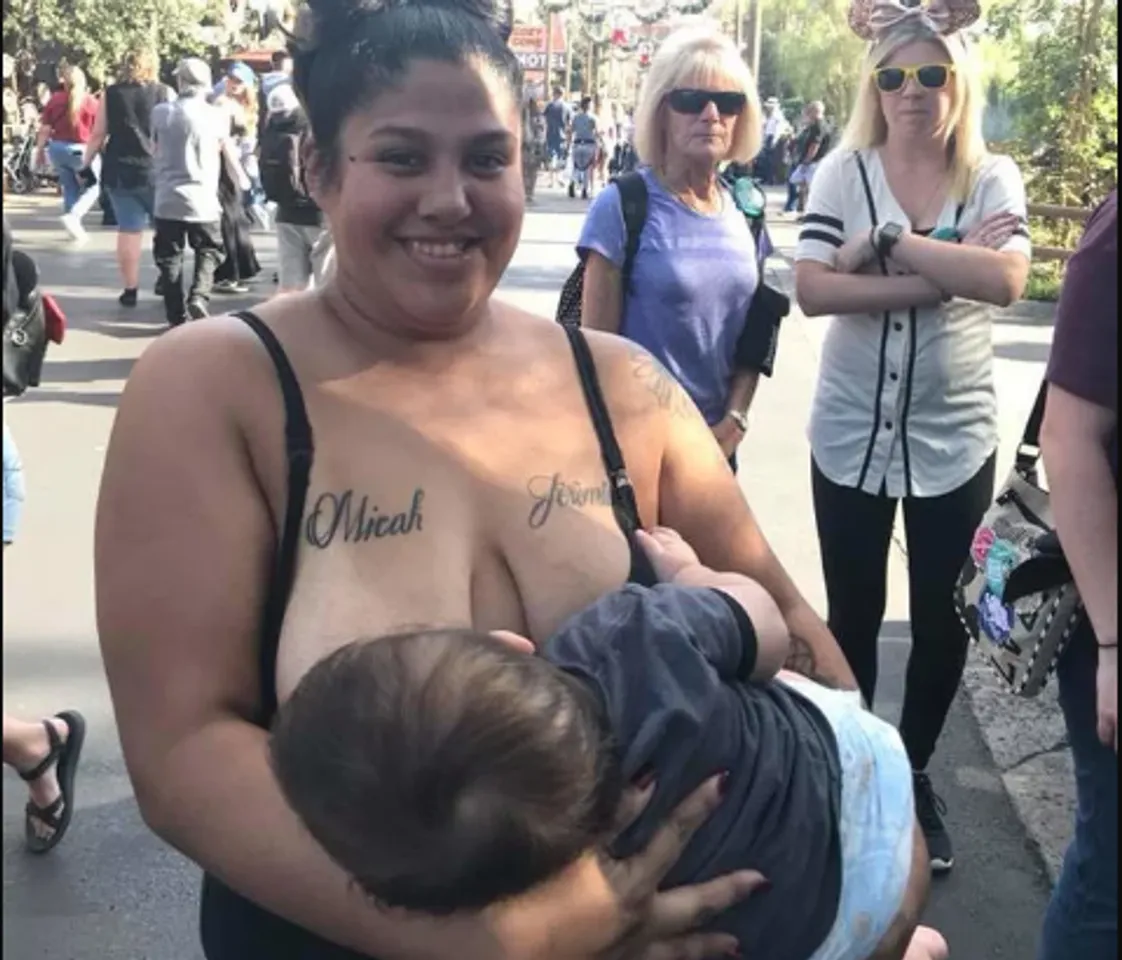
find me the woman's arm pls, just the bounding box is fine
[582,251,624,334]
[81,98,108,168]
[888,230,1029,307]
[796,260,944,317]
[602,336,857,689]
[1041,385,1117,648]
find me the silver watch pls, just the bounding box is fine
[727,409,749,432]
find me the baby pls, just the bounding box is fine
[271,528,947,960]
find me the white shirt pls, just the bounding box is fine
[795,148,1032,498]
[763,110,787,141]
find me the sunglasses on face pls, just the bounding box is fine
[874,63,955,93]
[666,89,748,117]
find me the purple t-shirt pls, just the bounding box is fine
[578,167,759,426]
[1046,190,1117,478]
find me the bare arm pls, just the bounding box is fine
[796,259,944,318]
[82,97,108,168]
[1041,385,1117,647]
[581,251,624,334]
[614,339,857,689]
[95,325,496,959]
[889,232,1029,307]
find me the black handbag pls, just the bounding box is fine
[3,249,48,397]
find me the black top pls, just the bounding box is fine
[546,585,843,960]
[102,81,167,190]
[199,312,657,959]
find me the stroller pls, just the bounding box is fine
[568,138,597,200]
[3,132,51,195]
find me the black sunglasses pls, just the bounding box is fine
[666,89,747,117]
[874,64,955,93]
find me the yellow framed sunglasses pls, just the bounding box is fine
[874,63,956,93]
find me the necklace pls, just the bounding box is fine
[661,173,724,215]
[882,153,948,227]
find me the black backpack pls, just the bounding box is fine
[3,222,48,398]
[259,120,307,209]
[556,172,648,326]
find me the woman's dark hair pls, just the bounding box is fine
[270,629,623,914]
[290,0,521,183]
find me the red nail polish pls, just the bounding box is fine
[717,769,731,797]
[631,764,656,790]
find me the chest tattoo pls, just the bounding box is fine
[527,473,612,529]
[304,488,425,548]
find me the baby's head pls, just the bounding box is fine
[270,629,621,914]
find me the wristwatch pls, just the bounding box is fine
[875,222,905,259]
[726,409,749,433]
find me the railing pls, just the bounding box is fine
[1027,203,1093,263]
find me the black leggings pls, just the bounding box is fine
[811,454,996,771]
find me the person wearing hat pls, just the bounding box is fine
[259,83,326,292]
[150,58,236,326]
[758,96,789,185]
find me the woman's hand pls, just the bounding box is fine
[835,231,878,274]
[598,775,767,959]
[1097,646,1117,752]
[711,415,746,459]
[960,212,1022,250]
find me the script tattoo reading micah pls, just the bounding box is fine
[304,489,425,548]
[527,474,612,529]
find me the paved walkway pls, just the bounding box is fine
[3,188,1061,958]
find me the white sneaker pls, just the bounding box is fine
[60,213,87,242]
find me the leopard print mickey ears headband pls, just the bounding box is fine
[847,0,981,42]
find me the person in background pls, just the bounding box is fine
[568,95,599,200]
[758,96,788,185]
[211,83,262,296]
[258,50,294,132]
[785,100,829,215]
[521,93,546,203]
[579,26,764,470]
[259,84,326,293]
[542,84,570,187]
[35,64,100,241]
[795,0,1031,874]
[151,58,231,326]
[2,215,87,856]
[1038,189,1117,960]
[82,48,171,307]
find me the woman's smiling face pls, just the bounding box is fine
[312,57,523,339]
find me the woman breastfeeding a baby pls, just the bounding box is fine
[96,0,945,957]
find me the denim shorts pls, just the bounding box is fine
[107,185,155,232]
[777,672,915,960]
[3,421,26,544]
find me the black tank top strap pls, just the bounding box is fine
[233,310,313,726]
[560,323,659,587]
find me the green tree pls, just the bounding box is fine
[5,0,226,84]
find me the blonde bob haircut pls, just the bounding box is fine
[634,24,762,171]
[842,23,987,202]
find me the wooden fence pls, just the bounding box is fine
[1027,203,1093,263]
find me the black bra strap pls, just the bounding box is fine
[560,323,643,533]
[234,310,313,725]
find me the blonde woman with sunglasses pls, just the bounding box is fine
[795,0,1031,876]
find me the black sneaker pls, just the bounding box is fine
[118,288,138,307]
[186,298,209,320]
[914,771,953,873]
[568,181,576,199]
[212,280,250,295]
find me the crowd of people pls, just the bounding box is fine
[1,0,1117,958]
[24,48,327,326]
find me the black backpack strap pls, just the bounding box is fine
[233,310,314,725]
[560,323,643,533]
[614,171,649,293]
[1015,380,1049,473]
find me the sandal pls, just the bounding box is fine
[18,710,86,855]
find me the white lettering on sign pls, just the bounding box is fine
[515,51,567,70]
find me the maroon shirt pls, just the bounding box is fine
[40,90,99,144]
[1046,190,1118,478]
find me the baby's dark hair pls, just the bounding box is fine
[289,0,521,185]
[270,629,622,914]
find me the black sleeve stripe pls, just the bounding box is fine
[799,230,844,248]
[710,589,758,681]
[801,213,844,231]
